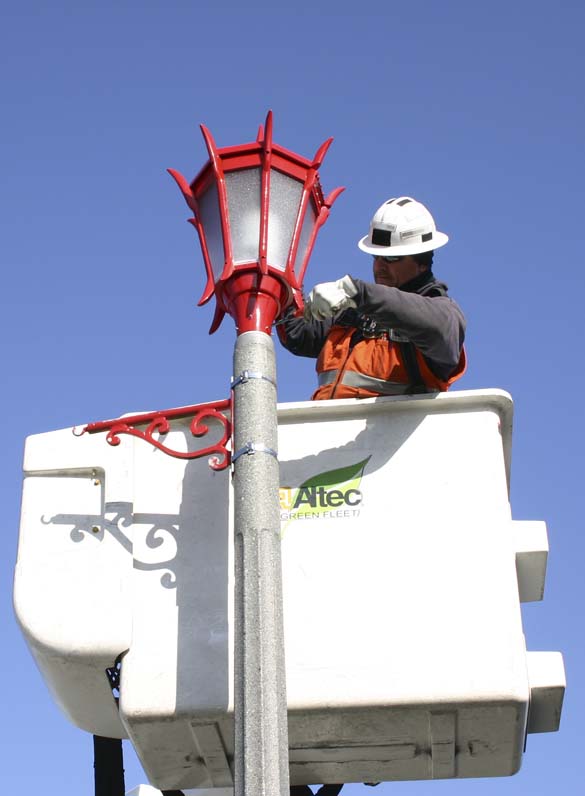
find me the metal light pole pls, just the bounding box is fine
[169,111,342,796]
[232,329,287,796]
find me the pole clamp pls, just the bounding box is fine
[231,441,279,464]
[230,370,277,390]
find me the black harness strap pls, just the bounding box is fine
[399,341,428,394]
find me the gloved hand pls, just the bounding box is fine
[304,275,358,320]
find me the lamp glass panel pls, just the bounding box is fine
[225,168,261,264]
[294,197,318,280]
[198,180,225,280]
[267,169,304,271]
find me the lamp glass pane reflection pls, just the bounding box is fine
[198,181,225,280]
[267,170,304,271]
[295,199,318,280]
[225,169,262,265]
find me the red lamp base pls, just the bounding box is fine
[219,271,291,335]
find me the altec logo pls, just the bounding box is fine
[279,457,370,525]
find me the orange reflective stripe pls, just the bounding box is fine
[318,369,414,395]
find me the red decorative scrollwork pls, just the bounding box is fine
[79,399,231,470]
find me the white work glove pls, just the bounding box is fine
[304,275,358,321]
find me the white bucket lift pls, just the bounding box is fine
[14,390,564,791]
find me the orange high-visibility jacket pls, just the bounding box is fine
[312,325,466,400]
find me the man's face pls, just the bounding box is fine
[372,255,427,288]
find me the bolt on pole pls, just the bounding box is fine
[232,330,290,796]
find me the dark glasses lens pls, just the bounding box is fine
[373,255,402,263]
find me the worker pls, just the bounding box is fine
[278,196,466,397]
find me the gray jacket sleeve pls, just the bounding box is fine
[351,277,466,374]
[276,312,333,358]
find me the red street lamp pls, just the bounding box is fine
[168,110,343,333]
[168,112,342,796]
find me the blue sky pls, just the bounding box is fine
[1,1,583,792]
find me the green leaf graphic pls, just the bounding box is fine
[299,456,371,491]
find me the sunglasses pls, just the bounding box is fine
[373,255,404,264]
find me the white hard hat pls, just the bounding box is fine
[358,197,448,256]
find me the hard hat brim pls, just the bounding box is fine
[358,230,449,256]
